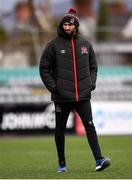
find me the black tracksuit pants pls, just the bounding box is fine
[54,100,102,166]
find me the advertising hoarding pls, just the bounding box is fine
[75,101,132,135]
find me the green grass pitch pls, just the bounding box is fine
[0,135,132,179]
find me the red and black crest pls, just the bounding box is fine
[81,47,88,54]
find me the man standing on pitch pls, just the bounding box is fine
[39,8,111,173]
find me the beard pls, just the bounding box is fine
[65,30,72,35]
[64,30,76,36]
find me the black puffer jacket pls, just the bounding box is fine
[39,24,98,102]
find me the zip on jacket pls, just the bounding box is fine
[71,38,79,101]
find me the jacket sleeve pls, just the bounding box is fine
[39,42,57,93]
[89,44,98,90]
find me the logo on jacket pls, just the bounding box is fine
[81,47,88,54]
[61,50,66,54]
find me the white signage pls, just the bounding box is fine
[92,101,132,135]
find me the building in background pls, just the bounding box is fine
[73,0,97,41]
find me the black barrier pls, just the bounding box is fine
[0,103,75,135]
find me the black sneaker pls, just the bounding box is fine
[96,157,111,171]
[57,165,67,173]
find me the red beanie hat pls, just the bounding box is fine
[61,8,79,28]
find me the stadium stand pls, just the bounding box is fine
[92,66,132,101]
[0,65,132,104]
